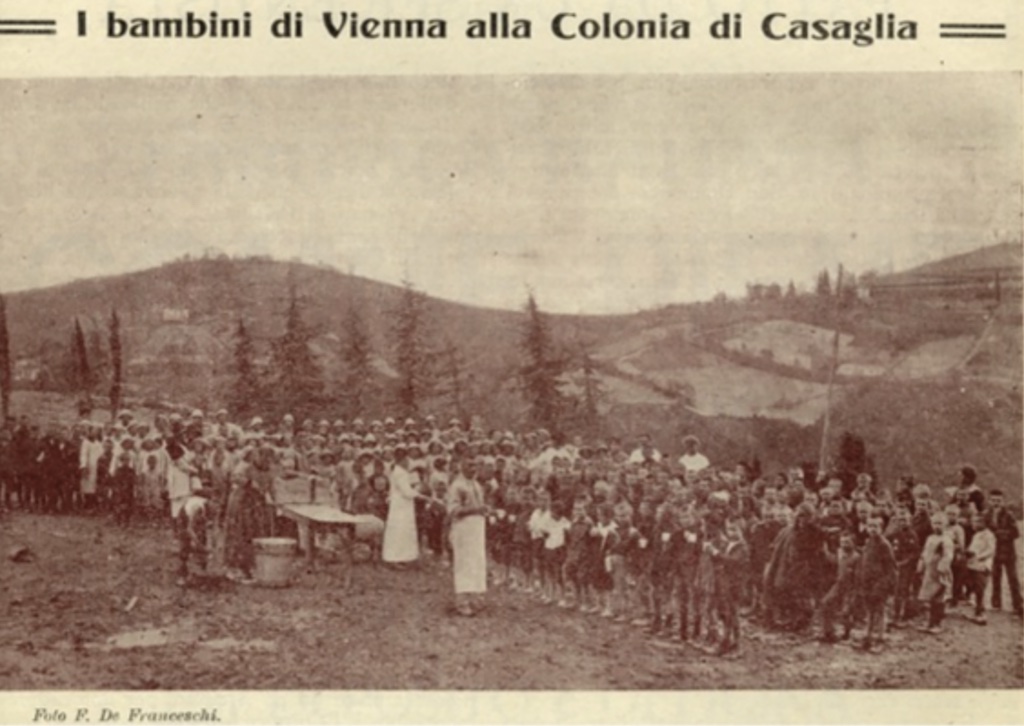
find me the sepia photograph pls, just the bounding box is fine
[0,73,1021,693]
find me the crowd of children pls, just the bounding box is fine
[477,461,1021,654]
[2,408,1021,656]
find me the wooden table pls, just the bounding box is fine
[277,504,370,588]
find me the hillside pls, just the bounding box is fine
[3,249,1021,501]
[882,241,1022,283]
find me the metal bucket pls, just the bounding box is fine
[253,537,297,587]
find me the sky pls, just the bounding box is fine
[0,74,1020,314]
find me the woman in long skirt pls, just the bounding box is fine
[382,448,421,566]
[447,457,488,615]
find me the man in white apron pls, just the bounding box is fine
[447,457,488,616]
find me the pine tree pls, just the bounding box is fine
[519,292,567,432]
[438,337,469,422]
[340,302,377,418]
[576,349,604,437]
[271,281,322,419]
[72,317,92,415]
[0,293,11,422]
[389,280,434,418]
[109,307,123,420]
[785,280,798,299]
[230,318,261,419]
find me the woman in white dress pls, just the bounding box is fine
[382,447,421,566]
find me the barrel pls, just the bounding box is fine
[253,537,298,587]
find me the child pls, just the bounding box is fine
[138,453,165,523]
[917,511,954,634]
[674,508,703,641]
[111,451,136,527]
[885,505,920,627]
[855,515,897,651]
[489,485,515,586]
[820,532,860,643]
[648,500,679,635]
[708,514,749,654]
[528,490,554,599]
[422,466,450,564]
[627,499,656,626]
[965,512,995,624]
[910,485,935,543]
[608,502,638,621]
[747,505,785,620]
[986,489,1023,617]
[509,488,535,591]
[563,498,594,610]
[542,501,571,606]
[944,504,967,607]
[593,503,619,617]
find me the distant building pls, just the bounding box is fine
[13,357,46,387]
[162,308,190,323]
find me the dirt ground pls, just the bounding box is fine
[1,513,1021,690]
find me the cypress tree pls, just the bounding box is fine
[109,307,123,420]
[73,317,92,415]
[0,293,11,422]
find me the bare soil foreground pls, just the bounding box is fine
[2,514,1021,690]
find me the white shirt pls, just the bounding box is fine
[628,447,662,464]
[545,517,571,549]
[679,452,710,474]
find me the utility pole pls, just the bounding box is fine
[818,263,844,476]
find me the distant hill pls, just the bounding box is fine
[891,241,1022,281]
[870,242,1022,300]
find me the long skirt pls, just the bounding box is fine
[382,494,419,563]
[451,514,487,594]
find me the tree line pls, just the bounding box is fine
[0,277,603,435]
[228,279,604,437]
